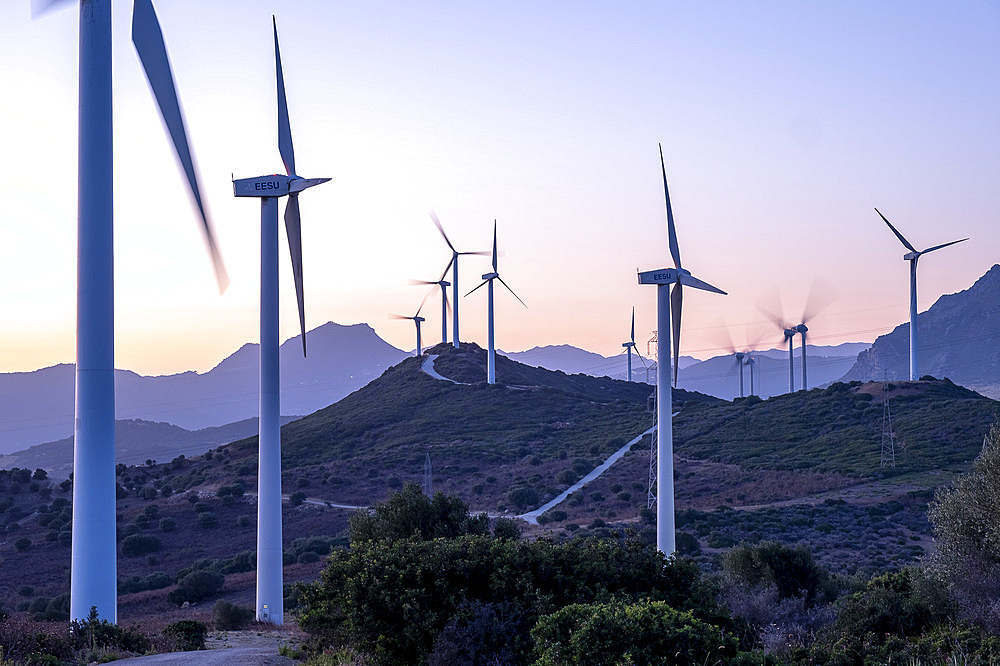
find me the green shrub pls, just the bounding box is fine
[349,484,489,543]
[120,533,162,556]
[167,571,224,605]
[196,511,218,528]
[532,600,743,666]
[14,537,30,552]
[721,541,833,605]
[297,534,721,666]
[159,516,176,532]
[212,600,254,630]
[163,620,207,651]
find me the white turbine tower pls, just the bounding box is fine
[409,269,451,346]
[875,208,968,381]
[467,222,526,384]
[232,17,330,625]
[392,307,427,356]
[638,145,725,555]
[745,353,757,396]
[35,0,228,623]
[430,212,489,349]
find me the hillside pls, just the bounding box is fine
[220,342,691,509]
[0,346,995,625]
[840,264,1000,398]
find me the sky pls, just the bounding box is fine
[0,0,997,376]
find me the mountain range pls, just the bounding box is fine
[0,322,408,454]
[840,264,1000,399]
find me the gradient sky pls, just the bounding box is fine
[1,1,997,375]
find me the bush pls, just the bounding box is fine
[290,491,307,507]
[236,514,253,527]
[212,600,254,630]
[722,541,833,605]
[14,537,30,552]
[196,512,219,529]
[506,486,540,510]
[159,516,176,531]
[163,620,207,651]
[121,533,162,556]
[70,607,151,654]
[297,534,721,665]
[532,600,744,665]
[349,484,489,543]
[167,571,224,605]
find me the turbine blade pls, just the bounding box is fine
[671,283,683,386]
[444,288,452,315]
[802,277,837,323]
[492,221,498,272]
[465,279,489,297]
[921,238,969,255]
[875,208,916,253]
[660,144,682,270]
[635,349,648,370]
[429,211,457,253]
[439,258,454,282]
[677,273,726,294]
[273,17,295,176]
[497,276,527,308]
[132,0,229,293]
[389,313,411,320]
[284,194,307,356]
[630,306,636,345]
[408,279,438,286]
[416,284,435,316]
[31,0,72,18]
[459,251,492,256]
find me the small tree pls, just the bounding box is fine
[929,419,1000,630]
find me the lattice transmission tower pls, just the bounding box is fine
[880,382,896,469]
[647,429,657,509]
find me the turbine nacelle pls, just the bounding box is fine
[795,323,809,335]
[903,251,920,261]
[481,271,499,280]
[233,174,330,198]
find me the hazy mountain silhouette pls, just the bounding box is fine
[0,415,299,478]
[0,322,408,454]
[839,264,1000,398]
[503,344,697,381]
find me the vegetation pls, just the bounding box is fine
[929,418,1000,630]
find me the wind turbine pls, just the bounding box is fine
[621,307,647,382]
[745,353,757,396]
[35,0,228,623]
[232,17,330,625]
[391,306,427,356]
[760,283,833,392]
[430,212,489,349]
[782,327,796,393]
[467,222,526,384]
[875,208,968,381]
[409,269,451,346]
[734,352,746,397]
[638,145,725,555]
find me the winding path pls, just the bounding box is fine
[518,426,656,524]
[421,354,468,384]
